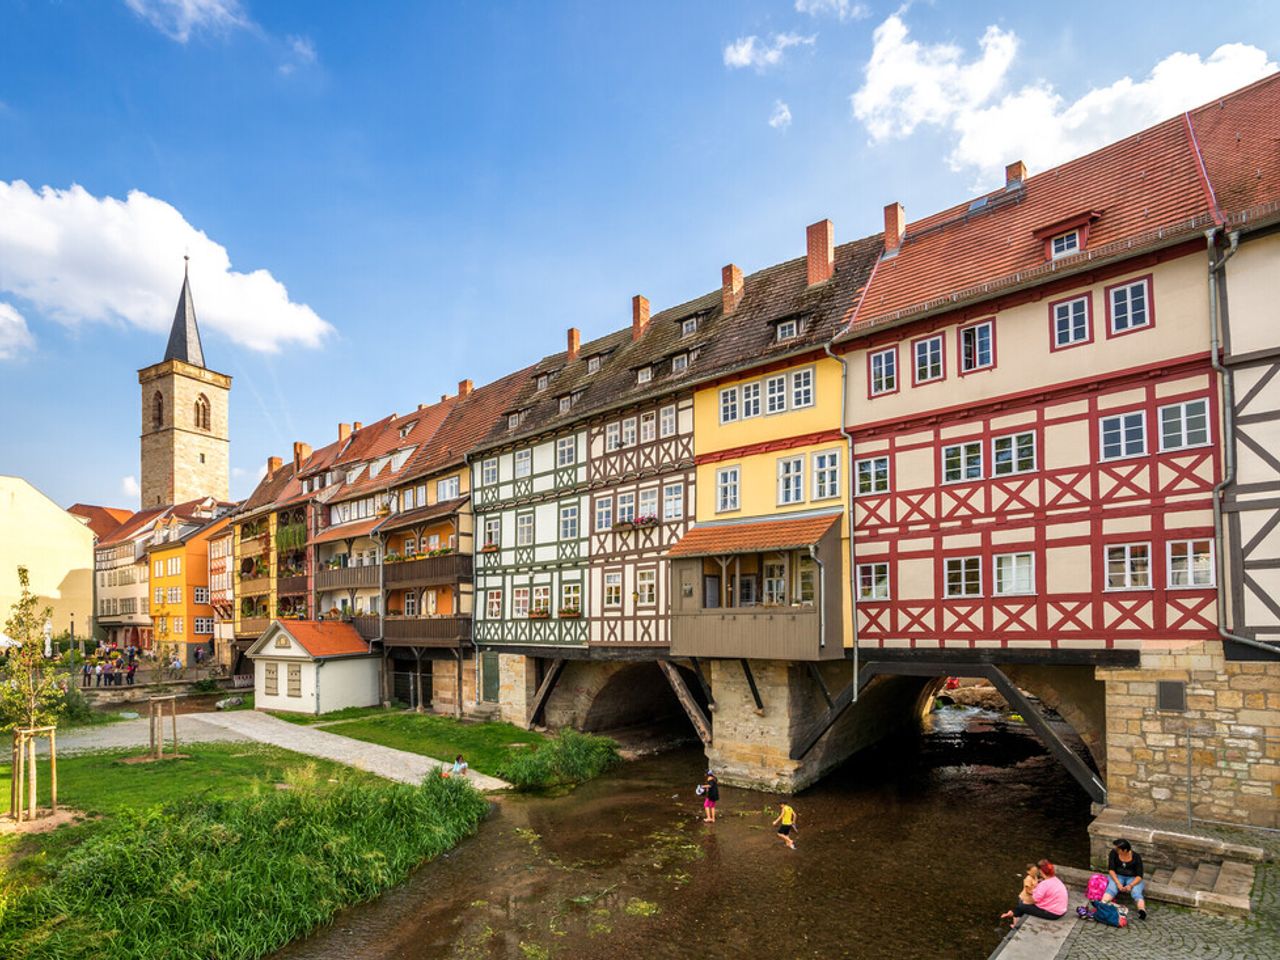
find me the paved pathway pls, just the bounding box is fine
[194,710,509,791]
[37,714,249,754]
[988,883,1083,960]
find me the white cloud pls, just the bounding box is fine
[0,302,35,360]
[796,0,869,21]
[0,180,333,354]
[121,475,140,498]
[769,100,793,130]
[278,34,318,75]
[724,33,816,71]
[123,0,251,43]
[232,463,268,481]
[852,14,1278,184]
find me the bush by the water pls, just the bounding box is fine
[496,728,620,791]
[0,770,488,960]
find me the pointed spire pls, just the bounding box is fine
[163,256,205,367]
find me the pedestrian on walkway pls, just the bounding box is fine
[773,801,798,849]
[94,662,103,687]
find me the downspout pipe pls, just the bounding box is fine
[824,340,859,701]
[807,543,826,652]
[1207,228,1276,656]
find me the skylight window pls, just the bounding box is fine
[1051,231,1080,258]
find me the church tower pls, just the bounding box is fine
[137,260,231,507]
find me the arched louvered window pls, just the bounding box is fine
[195,394,211,431]
[152,391,164,429]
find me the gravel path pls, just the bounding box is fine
[194,711,509,791]
[37,714,249,754]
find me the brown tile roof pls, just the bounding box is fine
[1190,73,1280,219]
[844,111,1213,332]
[67,504,133,539]
[473,235,882,453]
[309,516,383,546]
[275,621,368,658]
[666,511,841,558]
[376,496,468,534]
[95,506,171,547]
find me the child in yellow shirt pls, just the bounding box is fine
[772,802,797,849]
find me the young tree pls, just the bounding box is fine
[1,566,62,731]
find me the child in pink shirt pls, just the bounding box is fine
[1001,860,1069,927]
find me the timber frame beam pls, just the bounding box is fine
[658,660,712,745]
[527,657,565,727]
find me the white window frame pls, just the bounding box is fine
[637,367,652,384]
[561,581,581,612]
[559,503,578,540]
[638,487,659,521]
[1159,399,1210,452]
[857,562,890,601]
[870,348,897,396]
[960,320,994,373]
[671,353,689,374]
[604,572,623,608]
[486,589,502,619]
[514,449,532,478]
[606,422,621,451]
[1052,295,1090,348]
[437,476,460,501]
[766,375,787,414]
[914,335,944,384]
[556,436,576,466]
[1109,279,1151,334]
[516,512,534,546]
[659,404,677,438]
[856,456,890,496]
[791,367,815,408]
[1106,542,1152,591]
[622,417,637,447]
[720,387,739,424]
[508,413,520,430]
[617,492,636,524]
[512,587,530,618]
[1051,230,1080,258]
[193,587,209,605]
[663,483,685,520]
[636,568,657,605]
[595,496,613,532]
[716,466,740,513]
[944,556,983,598]
[1168,539,1214,588]
[681,317,697,337]
[992,431,1037,476]
[483,516,500,547]
[741,381,761,418]
[776,318,798,341]
[640,412,656,443]
[777,456,805,505]
[942,442,983,483]
[993,552,1035,596]
[1100,412,1147,461]
[536,374,549,392]
[812,450,840,500]
[587,355,602,374]
[532,585,551,615]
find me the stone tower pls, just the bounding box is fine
[137,260,231,507]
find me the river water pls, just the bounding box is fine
[277,707,1092,960]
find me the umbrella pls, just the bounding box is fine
[0,632,20,649]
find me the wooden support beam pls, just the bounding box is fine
[688,657,716,711]
[806,662,833,709]
[528,658,565,727]
[790,661,897,761]
[658,660,712,745]
[740,659,764,715]
[979,665,1107,805]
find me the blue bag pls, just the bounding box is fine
[1090,900,1124,927]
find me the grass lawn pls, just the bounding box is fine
[265,703,397,725]
[0,743,488,960]
[331,712,547,774]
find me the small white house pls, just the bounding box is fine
[246,620,379,715]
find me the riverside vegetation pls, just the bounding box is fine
[496,729,622,791]
[0,745,489,960]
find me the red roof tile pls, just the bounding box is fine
[68,504,133,539]
[277,621,368,658]
[376,496,468,534]
[1190,73,1280,219]
[95,506,170,547]
[667,512,840,558]
[309,516,384,545]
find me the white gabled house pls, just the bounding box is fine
[246,620,379,715]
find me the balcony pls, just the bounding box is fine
[316,565,380,591]
[239,534,269,559]
[277,574,308,596]
[238,617,270,638]
[384,553,472,588]
[382,615,472,648]
[670,606,841,661]
[239,576,271,597]
[352,614,381,641]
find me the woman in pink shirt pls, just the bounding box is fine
[1001,859,1069,927]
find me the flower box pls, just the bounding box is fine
[480,544,500,554]
[613,516,659,531]
[529,608,551,620]
[558,607,581,619]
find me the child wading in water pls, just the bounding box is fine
[701,772,719,822]
[773,802,798,848]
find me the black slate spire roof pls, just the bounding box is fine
[163,257,205,367]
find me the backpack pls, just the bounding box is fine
[1090,900,1127,928]
[1086,874,1109,901]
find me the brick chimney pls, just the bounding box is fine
[884,203,905,254]
[292,441,312,471]
[353,421,363,431]
[722,264,743,315]
[267,455,283,476]
[338,423,351,443]
[567,327,580,362]
[807,220,834,286]
[632,295,650,341]
[458,379,473,397]
[1006,160,1027,187]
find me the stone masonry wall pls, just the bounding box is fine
[497,653,536,727]
[1097,641,1280,829]
[430,656,477,715]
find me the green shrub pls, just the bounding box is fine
[0,773,488,960]
[55,683,95,725]
[190,677,221,694]
[496,729,619,791]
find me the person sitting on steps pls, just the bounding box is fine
[1102,838,1148,920]
[1000,859,1068,927]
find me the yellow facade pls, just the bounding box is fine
[690,355,853,644]
[148,516,229,659]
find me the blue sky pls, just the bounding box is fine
[2,0,1277,508]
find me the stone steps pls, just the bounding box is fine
[1058,858,1255,918]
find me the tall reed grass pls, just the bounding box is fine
[495,729,620,791]
[0,769,488,960]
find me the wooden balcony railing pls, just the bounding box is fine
[237,617,270,638]
[238,576,271,597]
[352,614,381,641]
[277,574,308,596]
[316,565,380,591]
[381,615,472,647]
[384,553,472,587]
[239,535,269,559]
[670,606,841,661]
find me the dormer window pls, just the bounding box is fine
[1051,231,1079,258]
[507,413,520,430]
[558,396,571,414]
[777,319,798,341]
[671,354,689,374]
[637,366,652,384]
[536,374,549,392]
[587,356,602,374]
[681,317,697,337]
[398,422,414,439]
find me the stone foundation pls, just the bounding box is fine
[497,653,537,727]
[430,656,477,716]
[1098,642,1280,828]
